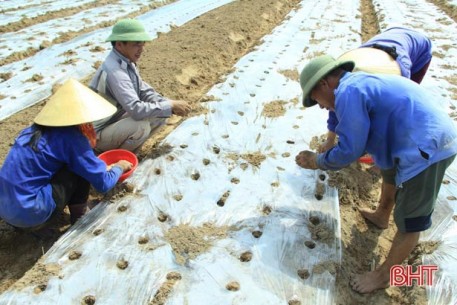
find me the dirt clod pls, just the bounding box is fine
[252,230,262,238]
[33,284,47,294]
[138,236,149,244]
[166,272,182,281]
[226,281,240,291]
[93,228,104,236]
[68,250,82,260]
[297,269,310,280]
[309,216,320,226]
[304,241,316,249]
[116,259,129,270]
[117,205,128,212]
[239,251,253,262]
[82,295,96,305]
[158,213,168,222]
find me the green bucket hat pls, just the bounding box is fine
[106,19,152,42]
[300,55,354,107]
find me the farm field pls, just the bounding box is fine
[0,0,457,304]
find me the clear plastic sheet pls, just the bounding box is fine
[0,0,234,121]
[372,1,457,304]
[0,0,363,303]
[2,0,457,304]
[0,0,44,12]
[423,226,457,305]
[0,0,167,59]
[422,169,457,305]
[0,0,97,26]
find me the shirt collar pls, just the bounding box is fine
[334,71,351,96]
[112,48,136,69]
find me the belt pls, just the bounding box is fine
[371,43,399,60]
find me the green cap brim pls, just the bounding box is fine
[106,32,153,42]
[301,60,355,107]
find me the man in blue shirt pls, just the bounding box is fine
[296,55,457,293]
[321,27,433,151]
[361,27,432,82]
[317,27,433,232]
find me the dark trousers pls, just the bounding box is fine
[17,167,90,231]
[39,167,90,229]
[51,166,90,210]
[411,60,431,84]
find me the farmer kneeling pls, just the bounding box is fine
[90,19,191,153]
[0,79,132,232]
[295,55,457,293]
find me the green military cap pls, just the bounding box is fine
[106,19,152,42]
[300,55,354,107]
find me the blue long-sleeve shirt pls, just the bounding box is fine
[317,72,457,186]
[360,27,432,78]
[327,27,432,133]
[0,126,122,227]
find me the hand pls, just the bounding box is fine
[317,139,335,153]
[295,150,319,169]
[170,99,191,116]
[115,160,133,172]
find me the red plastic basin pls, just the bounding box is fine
[98,149,138,182]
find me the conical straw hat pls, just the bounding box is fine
[34,78,117,126]
[337,47,401,75]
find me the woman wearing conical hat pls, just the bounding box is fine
[0,79,132,230]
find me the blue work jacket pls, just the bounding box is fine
[317,72,457,186]
[0,126,122,227]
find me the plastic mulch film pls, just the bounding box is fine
[421,168,457,305]
[0,0,98,27]
[371,1,457,304]
[0,0,364,303]
[0,0,234,121]
[422,222,457,305]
